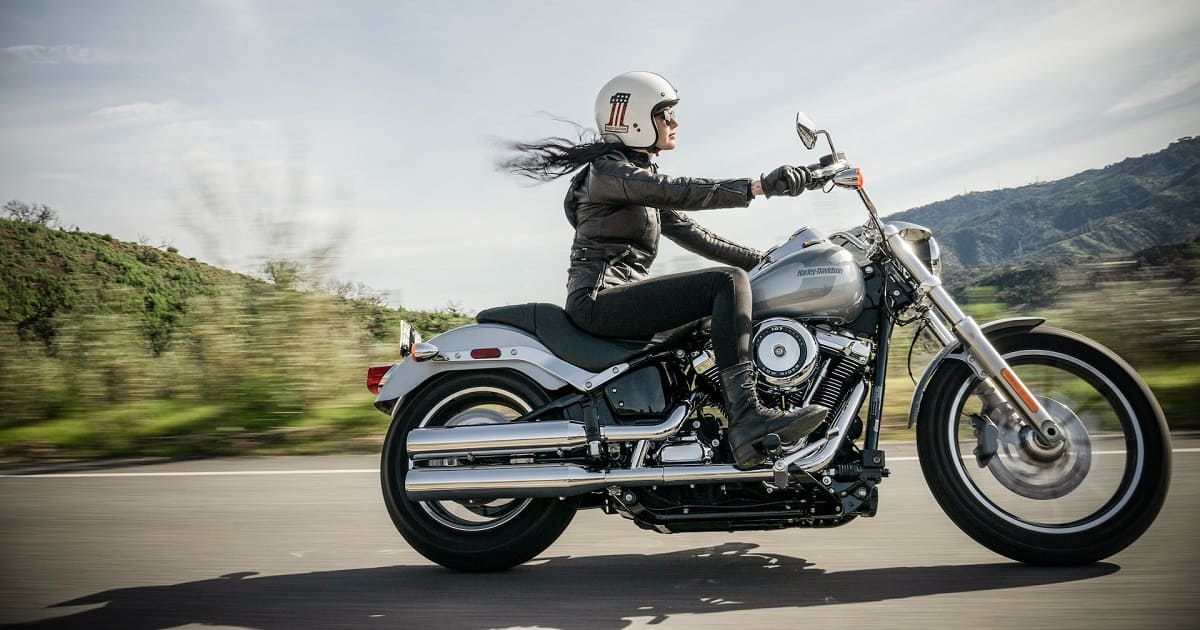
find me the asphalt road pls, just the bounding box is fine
[1,438,1197,629]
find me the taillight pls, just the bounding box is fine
[366,365,392,394]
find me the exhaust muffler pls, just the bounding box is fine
[403,382,867,501]
[407,399,693,459]
[404,463,773,500]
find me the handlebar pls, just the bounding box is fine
[809,159,850,180]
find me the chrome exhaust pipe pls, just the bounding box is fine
[779,380,867,473]
[404,386,867,501]
[404,463,773,500]
[407,398,694,460]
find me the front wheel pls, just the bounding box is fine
[916,327,1171,565]
[381,370,580,571]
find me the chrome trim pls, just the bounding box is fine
[405,463,774,500]
[630,440,650,468]
[411,342,440,361]
[408,420,588,458]
[753,318,819,387]
[602,400,693,441]
[829,231,869,252]
[656,439,706,464]
[815,330,872,362]
[776,380,867,473]
[403,387,868,501]
[925,312,956,347]
[906,317,1046,428]
[884,228,1061,440]
[408,398,693,459]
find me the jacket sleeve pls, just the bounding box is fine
[660,209,763,270]
[585,157,754,211]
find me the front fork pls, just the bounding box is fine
[882,226,1066,446]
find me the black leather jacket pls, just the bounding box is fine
[564,148,763,297]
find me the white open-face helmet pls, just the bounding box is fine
[594,71,679,149]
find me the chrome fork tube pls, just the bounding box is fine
[925,312,956,347]
[880,220,1062,442]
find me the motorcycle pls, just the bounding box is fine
[366,113,1171,572]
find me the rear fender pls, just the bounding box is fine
[373,323,632,415]
[907,317,1045,428]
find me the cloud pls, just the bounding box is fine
[1,44,118,65]
[1107,62,1200,114]
[90,101,189,123]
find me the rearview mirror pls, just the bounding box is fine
[795,112,819,150]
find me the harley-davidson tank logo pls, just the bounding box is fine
[604,92,631,133]
[795,266,844,278]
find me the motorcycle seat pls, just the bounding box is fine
[476,303,703,372]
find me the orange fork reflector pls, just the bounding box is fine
[1001,368,1040,413]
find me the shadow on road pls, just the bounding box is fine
[13,542,1118,629]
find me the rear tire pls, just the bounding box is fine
[381,370,580,571]
[916,328,1171,565]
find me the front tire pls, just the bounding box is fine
[916,327,1171,565]
[381,370,580,571]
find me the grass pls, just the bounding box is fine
[0,395,393,459]
[5,353,1191,461]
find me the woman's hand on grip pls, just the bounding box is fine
[759,165,812,197]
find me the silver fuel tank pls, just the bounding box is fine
[748,226,865,323]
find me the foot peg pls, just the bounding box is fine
[761,433,783,457]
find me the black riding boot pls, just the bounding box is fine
[719,362,828,469]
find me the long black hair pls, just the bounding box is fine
[498,119,624,182]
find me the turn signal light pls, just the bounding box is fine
[832,168,864,190]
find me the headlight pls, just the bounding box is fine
[889,221,941,277]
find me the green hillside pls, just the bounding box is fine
[1,218,255,354]
[0,217,471,459]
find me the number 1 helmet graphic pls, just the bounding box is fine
[593,71,679,149]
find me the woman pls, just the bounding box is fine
[504,71,827,469]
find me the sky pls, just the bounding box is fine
[2,0,1198,311]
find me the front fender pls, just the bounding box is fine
[906,317,1045,428]
[374,323,625,415]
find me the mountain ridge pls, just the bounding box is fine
[886,135,1200,270]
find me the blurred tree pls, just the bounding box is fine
[261,259,300,289]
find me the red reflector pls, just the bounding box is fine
[470,348,502,359]
[366,365,391,395]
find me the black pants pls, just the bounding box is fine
[565,267,752,369]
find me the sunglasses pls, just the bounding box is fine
[655,107,676,124]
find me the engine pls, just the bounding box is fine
[752,318,820,388]
[750,319,872,413]
[678,319,871,463]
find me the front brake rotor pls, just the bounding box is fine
[982,397,1092,500]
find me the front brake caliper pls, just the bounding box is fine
[968,413,999,468]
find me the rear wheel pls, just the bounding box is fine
[381,370,580,571]
[916,328,1171,565]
